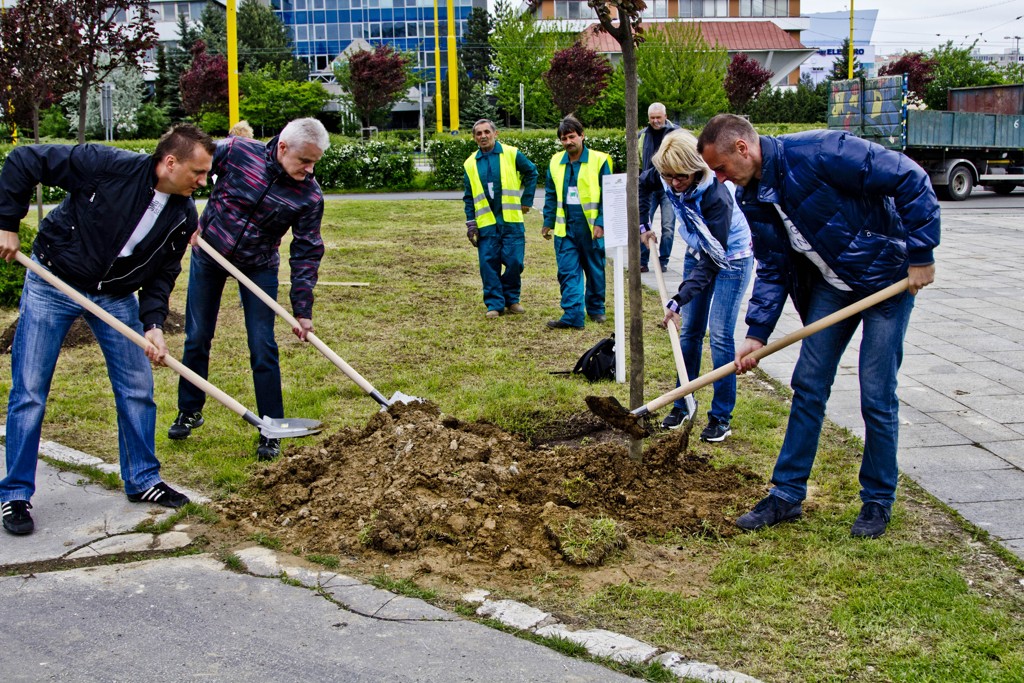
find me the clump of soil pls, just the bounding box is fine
[0,310,185,354]
[220,402,763,576]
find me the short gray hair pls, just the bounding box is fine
[472,119,497,133]
[648,102,666,116]
[280,118,330,151]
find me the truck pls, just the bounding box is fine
[828,75,1024,201]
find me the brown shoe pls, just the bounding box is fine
[507,303,525,314]
[486,310,501,319]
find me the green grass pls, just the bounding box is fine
[4,199,1024,682]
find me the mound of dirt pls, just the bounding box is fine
[0,310,185,354]
[220,402,764,574]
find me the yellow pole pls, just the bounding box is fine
[227,0,239,126]
[446,0,459,132]
[433,0,443,132]
[848,0,854,80]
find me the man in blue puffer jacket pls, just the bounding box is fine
[698,114,940,539]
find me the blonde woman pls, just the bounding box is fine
[637,129,753,442]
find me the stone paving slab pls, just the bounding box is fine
[911,468,1024,505]
[899,444,1014,475]
[984,440,1024,469]
[929,410,1024,444]
[898,422,974,449]
[534,625,659,664]
[955,394,1024,424]
[954,500,1024,542]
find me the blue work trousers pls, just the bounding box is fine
[553,220,605,327]
[478,224,525,312]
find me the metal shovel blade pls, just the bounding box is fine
[388,391,422,406]
[258,417,324,439]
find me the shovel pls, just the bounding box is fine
[194,236,419,409]
[651,252,697,423]
[588,277,911,438]
[16,252,322,440]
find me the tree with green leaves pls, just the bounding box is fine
[463,7,495,84]
[68,0,158,143]
[724,53,774,114]
[636,22,729,123]
[240,65,331,136]
[238,0,306,79]
[829,38,865,81]
[179,40,229,130]
[197,2,227,56]
[64,66,148,140]
[923,41,1001,110]
[490,0,564,127]
[578,60,625,128]
[878,52,935,102]
[334,44,416,129]
[0,0,82,143]
[544,43,613,117]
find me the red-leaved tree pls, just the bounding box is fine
[68,0,157,143]
[879,52,936,102]
[724,53,773,114]
[0,0,82,143]
[179,40,229,121]
[544,43,614,117]
[334,44,416,128]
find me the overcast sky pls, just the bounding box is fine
[806,0,1024,55]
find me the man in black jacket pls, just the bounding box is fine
[0,125,215,536]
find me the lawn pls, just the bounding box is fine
[2,199,1022,682]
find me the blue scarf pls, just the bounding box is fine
[662,176,730,270]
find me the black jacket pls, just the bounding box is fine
[0,144,198,328]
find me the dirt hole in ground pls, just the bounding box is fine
[220,402,765,598]
[0,310,185,354]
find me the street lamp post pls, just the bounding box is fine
[1006,35,1022,63]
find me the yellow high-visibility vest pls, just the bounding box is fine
[463,145,525,227]
[548,149,611,237]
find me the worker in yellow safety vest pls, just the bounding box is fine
[541,115,613,330]
[463,119,539,319]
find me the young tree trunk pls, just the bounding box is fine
[617,18,645,463]
[77,75,93,144]
[32,102,43,222]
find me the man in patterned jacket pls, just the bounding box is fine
[168,118,329,461]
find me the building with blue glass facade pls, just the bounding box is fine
[271,0,482,82]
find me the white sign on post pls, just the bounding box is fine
[602,173,629,383]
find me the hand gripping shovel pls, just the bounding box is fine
[587,277,911,438]
[16,252,322,440]
[651,255,698,423]
[194,236,419,409]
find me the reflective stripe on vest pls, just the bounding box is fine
[463,145,525,227]
[549,150,611,237]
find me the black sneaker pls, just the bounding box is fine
[700,418,732,443]
[127,482,190,508]
[2,500,34,535]
[661,396,697,430]
[256,435,281,461]
[168,411,204,440]
[851,501,891,539]
[735,494,803,531]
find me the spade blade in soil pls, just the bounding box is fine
[584,395,651,439]
[258,416,324,439]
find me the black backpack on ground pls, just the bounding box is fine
[551,335,616,382]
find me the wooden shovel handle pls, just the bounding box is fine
[194,237,382,401]
[651,259,689,383]
[15,252,253,421]
[640,277,911,415]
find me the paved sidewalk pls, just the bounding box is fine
[645,204,1024,559]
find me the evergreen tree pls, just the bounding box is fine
[463,7,494,84]
[830,38,865,81]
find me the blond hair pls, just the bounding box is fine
[651,129,710,177]
[228,120,254,138]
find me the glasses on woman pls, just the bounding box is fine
[660,172,691,182]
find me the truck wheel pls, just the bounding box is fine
[944,165,974,201]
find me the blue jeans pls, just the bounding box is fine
[478,224,525,312]
[769,280,915,509]
[640,191,675,269]
[553,220,605,327]
[1,266,162,502]
[674,254,753,424]
[178,249,283,419]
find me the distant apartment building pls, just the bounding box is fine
[535,0,814,87]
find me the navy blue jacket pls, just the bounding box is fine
[738,131,941,343]
[0,144,198,328]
